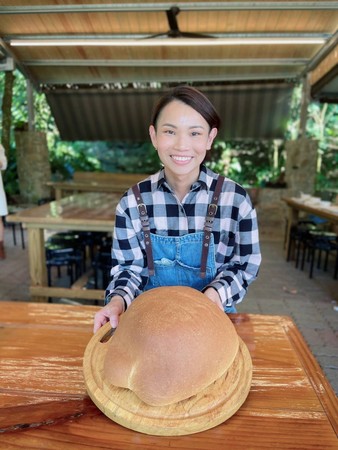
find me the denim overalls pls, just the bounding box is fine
[132,177,236,313]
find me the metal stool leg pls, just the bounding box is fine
[20,223,25,249]
[11,224,17,246]
[309,247,315,279]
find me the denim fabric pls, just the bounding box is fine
[144,231,236,313]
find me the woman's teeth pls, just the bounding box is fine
[171,156,192,162]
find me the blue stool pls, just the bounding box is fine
[45,243,84,287]
[286,220,317,266]
[306,231,338,279]
[92,250,112,289]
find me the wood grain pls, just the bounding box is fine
[0,302,337,449]
[283,197,338,224]
[48,172,149,200]
[83,323,252,436]
[5,192,119,301]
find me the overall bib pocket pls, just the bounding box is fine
[144,232,216,291]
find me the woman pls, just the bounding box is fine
[0,144,8,259]
[93,86,261,333]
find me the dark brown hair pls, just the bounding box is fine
[150,85,221,131]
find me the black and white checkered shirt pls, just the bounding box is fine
[105,165,261,309]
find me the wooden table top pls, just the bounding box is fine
[47,180,131,192]
[1,301,337,449]
[283,197,338,223]
[47,173,149,197]
[6,192,121,231]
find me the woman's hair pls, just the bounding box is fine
[150,85,221,131]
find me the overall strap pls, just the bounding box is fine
[200,175,225,278]
[131,184,155,276]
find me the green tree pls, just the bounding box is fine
[286,83,337,192]
[0,71,336,199]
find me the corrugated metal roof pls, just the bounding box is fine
[0,1,336,139]
[46,82,293,141]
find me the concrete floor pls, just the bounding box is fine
[0,223,337,395]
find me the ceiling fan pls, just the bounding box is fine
[148,6,214,39]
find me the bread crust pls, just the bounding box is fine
[103,286,239,406]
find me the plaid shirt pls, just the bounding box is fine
[105,165,261,309]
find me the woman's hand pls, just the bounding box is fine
[93,295,125,334]
[203,287,223,311]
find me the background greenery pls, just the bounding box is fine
[1,70,337,201]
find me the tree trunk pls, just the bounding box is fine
[1,71,15,155]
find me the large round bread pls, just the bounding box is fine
[103,286,239,406]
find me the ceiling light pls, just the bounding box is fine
[9,37,326,47]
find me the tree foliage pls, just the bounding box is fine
[0,71,336,201]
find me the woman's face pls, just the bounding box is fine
[149,100,217,183]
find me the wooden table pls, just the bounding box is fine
[48,173,149,200]
[282,197,338,254]
[0,301,337,449]
[6,192,120,302]
[47,180,130,201]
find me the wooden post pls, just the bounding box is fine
[299,74,311,138]
[27,227,48,302]
[1,71,14,154]
[26,79,35,131]
[15,131,52,203]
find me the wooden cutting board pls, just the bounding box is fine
[83,322,252,436]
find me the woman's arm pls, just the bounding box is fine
[104,198,149,309]
[207,203,261,308]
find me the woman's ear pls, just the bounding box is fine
[206,128,218,150]
[149,125,158,150]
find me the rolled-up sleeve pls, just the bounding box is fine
[206,198,261,307]
[104,200,148,307]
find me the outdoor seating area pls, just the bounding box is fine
[288,224,338,279]
[47,172,149,200]
[283,195,338,279]
[0,2,337,447]
[1,207,338,444]
[1,215,337,392]
[45,230,113,291]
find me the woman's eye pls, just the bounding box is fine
[164,129,174,135]
[191,131,201,136]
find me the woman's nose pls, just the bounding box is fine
[174,134,189,151]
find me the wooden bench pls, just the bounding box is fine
[73,172,148,185]
[48,172,149,200]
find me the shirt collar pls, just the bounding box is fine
[152,165,209,194]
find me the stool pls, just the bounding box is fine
[286,220,317,265]
[76,231,109,263]
[305,231,338,279]
[3,214,25,249]
[45,244,84,287]
[12,223,25,249]
[47,232,86,271]
[92,250,112,289]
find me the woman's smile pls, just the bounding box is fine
[149,100,217,189]
[170,155,194,164]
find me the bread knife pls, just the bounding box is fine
[100,326,116,343]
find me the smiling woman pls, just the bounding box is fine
[149,87,219,200]
[93,85,262,334]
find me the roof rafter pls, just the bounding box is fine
[1,2,338,14]
[23,58,309,67]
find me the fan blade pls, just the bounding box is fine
[142,6,215,40]
[166,6,181,37]
[180,32,216,39]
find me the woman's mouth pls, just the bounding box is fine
[171,155,193,163]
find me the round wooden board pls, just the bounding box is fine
[83,322,252,436]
